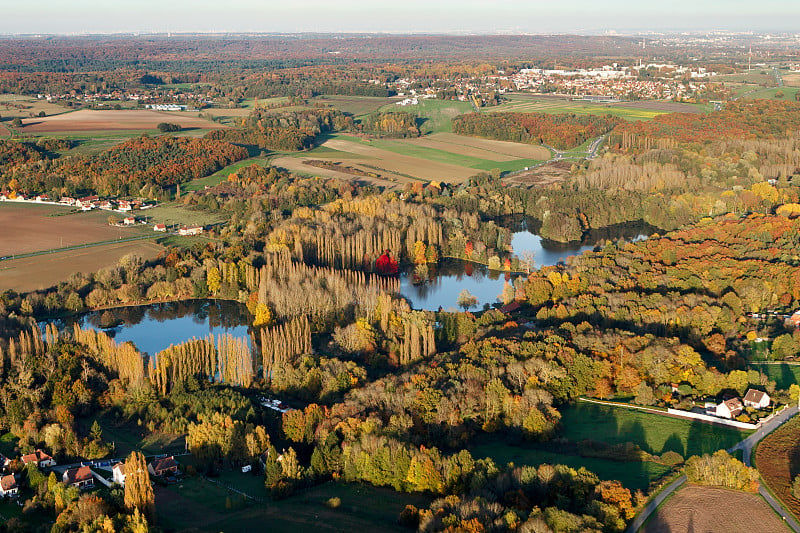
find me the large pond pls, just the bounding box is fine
[399,221,656,311]
[46,299,252,355]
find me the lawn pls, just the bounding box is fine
[470,438,670,492]
[99,416,186,457]
[558,402,750,457]
[749,363,800,390]
[158,476,429,533]
[142,203,228,227]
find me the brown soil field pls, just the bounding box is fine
[19,109,227,133]
[502,161,572,188]
[612,101,705,113]
[0,240,163,292]
[643,485,789,533]
[324,138,478,182]
[783,73,800,88]
[756,415,800,517]
[271,156,411,189]
[0,122,9,137]
[408,132,551,160]
[0,203,147,256]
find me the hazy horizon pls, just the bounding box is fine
[3,0,799,35]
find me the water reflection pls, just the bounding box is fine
[399,220,655,311]
[46,300,252,355]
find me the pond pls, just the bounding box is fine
[46,299,252,355]
[399,220,655,311]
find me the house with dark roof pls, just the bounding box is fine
[743,389,771,409]
[63,466,94,490]
[21,449,56,469]
[716,397,743,419]
[0,474,18,498]
[148,456,179,477]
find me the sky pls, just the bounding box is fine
[3,0,799,35]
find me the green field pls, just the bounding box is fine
[742,87,800,101]
[0,432,18,457]
[158,476,429,533]
[749,363,800,390]
[313,95,397,117]
[559,403,750,457]
[491,94,668,121]
[364,138,543,172]
[143,203,228,227]
[378,98,475,134]
[470,438,670,491]
[183,157,270,191]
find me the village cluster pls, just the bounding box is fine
[0,449,181,499]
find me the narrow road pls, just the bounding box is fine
[761,486,800,532]
[728,405,798,466]
[627,405,799,532]
[0,232,169,262]
[624,475,686,533]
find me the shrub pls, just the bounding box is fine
[157,122,182,133]
[325,497,341,509]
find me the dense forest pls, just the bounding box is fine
[453,112,623,150]
[0,135,247,198]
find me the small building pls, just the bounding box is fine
[0,474,18,498]
[118,200,132,212]
[21,449,56,469]
[112,463,127,486]
[0,454,10,472]
[716,398,743,419]
[178,225,203,236]
[789,311,800,327]
[153,223,167,232]
[35,194,50,202]
[63,465,94,490]
[99,200,114,210]
[743,389,771,409]
[59,197,76,206]
[499,301,522,315]
[123,216,136,225]
[148,456,179,477]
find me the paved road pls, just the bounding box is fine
[760,485,800,532]
[624,475,686,533]
[728,405,798,466]
[627,405,799,532]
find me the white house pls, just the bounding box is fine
[743,389,771,409]
[63,466,94,490]
[0,474,18,498]
[21,449,56,469]
[112,463,127,486]
[178,225,203,236]
[153,224,167,232]
[716,398,743,419]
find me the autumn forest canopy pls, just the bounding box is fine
[1,34,800,533]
